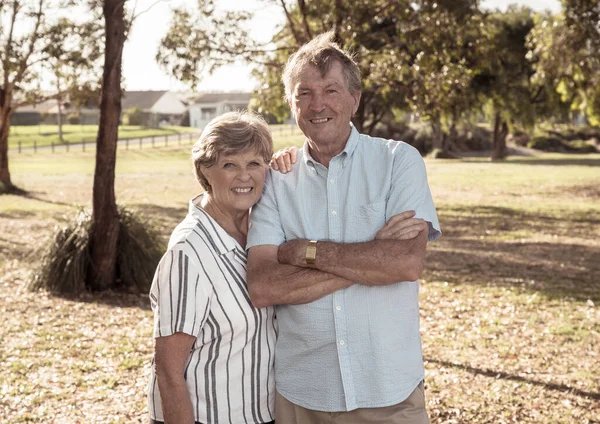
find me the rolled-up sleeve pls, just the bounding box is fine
[386,144,441,242]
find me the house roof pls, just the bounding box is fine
[121,91,167,111]
[14,98,57,113]
[191,91,251,104]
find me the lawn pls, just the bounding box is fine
[7,124,303,150]
[0,145,598,423]
[8,124,199,149]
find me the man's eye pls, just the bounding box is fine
[327,89,337,94]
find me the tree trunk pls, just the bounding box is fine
[0,89,14,191]
[56,75,64,144]
[431,118,444,151]
[88,0,125,291]
[490,111,508,161]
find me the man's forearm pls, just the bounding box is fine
[316,238,425,285]
[278,231,428,286]
[247,261,353,308]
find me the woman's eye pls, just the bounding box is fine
[223,163,234,168]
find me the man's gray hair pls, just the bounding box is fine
[282,31,361,102]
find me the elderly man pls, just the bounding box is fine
[247,31,441,424]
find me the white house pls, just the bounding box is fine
[121,91,188,126]
[188,92,251,129]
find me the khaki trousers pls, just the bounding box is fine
[275,381,430,424]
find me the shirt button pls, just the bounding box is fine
[339,339,345,345]
[336,305,342,311]
[330,179,335,184]
[331,211,337,216]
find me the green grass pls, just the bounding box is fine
[8,124,198,148]
[8,123,304,150]
[1,148,599,423]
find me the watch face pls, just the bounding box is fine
[305,241,317,264]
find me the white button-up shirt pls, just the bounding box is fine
[248,126,441,412]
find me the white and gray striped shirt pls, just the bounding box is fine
[148,196,276,424]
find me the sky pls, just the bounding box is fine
[122,0,562,93]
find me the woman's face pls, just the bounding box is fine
[201,149,268,215]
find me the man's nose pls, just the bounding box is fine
[309,93,325,112]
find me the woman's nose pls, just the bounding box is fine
[237,168,251,180]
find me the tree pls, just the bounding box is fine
[475,6,537,160]
[0,0,101,193]
[158,1,415,131]
[43,17,103,142]
[528,0,600,126]
[0,0,45,192]
[87,0,126,290]
[31,1,166,294]
[158,0,485,153]
[400,0,483,156]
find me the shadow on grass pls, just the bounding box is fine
[48,289,152,310]
[427,206,600,301]
[458,156,600,167]
[0,183,28,196]
[0,210,37,219]
[0,187,74,208]
[425,358,600,400]
[505,157,600,167]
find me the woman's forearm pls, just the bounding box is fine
[157,375,195,424]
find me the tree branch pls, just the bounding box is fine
[2,0,20,87]
[279,0,303,46]
[297,0,312,40]
[14,0,44,85]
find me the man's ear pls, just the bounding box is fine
[352,91,361,115]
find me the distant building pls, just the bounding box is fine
[122,90,188,127]
[11,98,55,126]
[188,92,251,129]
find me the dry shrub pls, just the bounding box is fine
[116,208,165,293]
[30,207,165,294]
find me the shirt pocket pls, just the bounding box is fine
[344,201,386,243]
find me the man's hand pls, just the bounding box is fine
[277,239,309,267]
[376,210,427,241]
[270,146,298,173]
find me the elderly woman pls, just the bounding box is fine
[147,111,276,424]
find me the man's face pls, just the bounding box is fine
[289,61,361,149]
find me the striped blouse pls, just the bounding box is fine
[148,196,276,424]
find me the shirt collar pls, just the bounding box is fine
[302,124,359,167]
[189,194,239,255]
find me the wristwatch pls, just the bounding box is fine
[305,240,318,265]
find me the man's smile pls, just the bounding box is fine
[309,118,332,124]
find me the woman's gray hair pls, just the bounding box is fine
[191,111,273,192]
[282,31,361,102]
